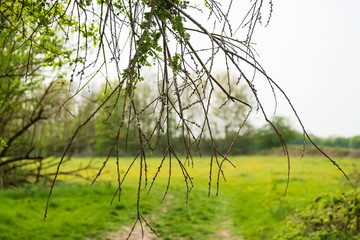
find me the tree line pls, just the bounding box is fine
[3,74,359,162]
[2,65,359,188]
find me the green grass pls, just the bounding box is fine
[0,155,358,239]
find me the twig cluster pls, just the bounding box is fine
[2,1,348,238]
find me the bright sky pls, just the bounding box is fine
[251,0,360,138]
[85,1,360,138]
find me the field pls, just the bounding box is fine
[0,155,358,240]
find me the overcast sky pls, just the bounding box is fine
[248,0,360,138]
[86,1,360,138]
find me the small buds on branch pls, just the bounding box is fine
[7,0,344,238]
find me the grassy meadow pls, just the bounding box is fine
[0,155,358,240]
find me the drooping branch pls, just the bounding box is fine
[5,1,344,238]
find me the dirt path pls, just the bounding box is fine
[216,230,245,240]
[104,197,169,240]
[106,228,244,240]
[102,195,244,240]
[105,223,245,240]
[105,223,158,240]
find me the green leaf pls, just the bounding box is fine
[0,138,8,148]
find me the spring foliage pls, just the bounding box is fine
[276,190,360,240]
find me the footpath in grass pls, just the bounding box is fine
[0,155,356,240]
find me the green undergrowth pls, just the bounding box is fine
[0,156,358,240]
[274,190,360,240]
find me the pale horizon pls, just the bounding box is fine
[253,0,360,138]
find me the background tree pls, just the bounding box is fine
[92,82,139,157]
[210,73,253,139]
[0,75,68,187]
[350,136,360,149]
[0,5,61,186]
[0,0,91,187]
[255,116,300,150]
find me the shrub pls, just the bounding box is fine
[275,190,360,240]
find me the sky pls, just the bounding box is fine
[250,0,360,138]
[84,1,360,138]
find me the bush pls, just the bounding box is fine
[275,190,360,240]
